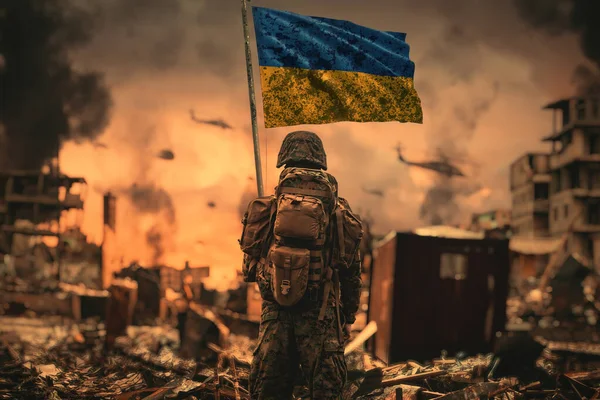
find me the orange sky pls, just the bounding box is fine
[59,0,589,290]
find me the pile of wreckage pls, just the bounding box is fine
[507,235,600,341]
[2,305,600,399]
[1,267,600,399]
[2,226,600,398]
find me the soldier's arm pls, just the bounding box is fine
[339,248,362,325]
[242,253,259,283]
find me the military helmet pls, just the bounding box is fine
[276,131,327,170]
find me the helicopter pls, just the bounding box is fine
[395,144,466,178]
[361,186,385,197]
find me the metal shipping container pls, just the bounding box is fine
[368,232,510,363]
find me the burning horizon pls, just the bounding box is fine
[3,0,600,290]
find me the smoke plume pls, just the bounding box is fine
[572,65,600,96]
[0,0,112,170]
[52,0,600,288]
[419,159,483,226]
[146,225,166,266]
[513,0,600,94]
[126,183,177,266]
[417,78,500,226]
[128,184,176,224]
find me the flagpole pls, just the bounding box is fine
[241,0,264,197]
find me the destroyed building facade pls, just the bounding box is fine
[509,153,553,284]
[509,95,600,274]
[543,96,600,269]
[510,153,551,237]
[0,165,89,282]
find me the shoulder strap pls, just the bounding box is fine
[278,187,331,197]
[335,205,346,263]
[277,168,337,206]
[259,197,278,259]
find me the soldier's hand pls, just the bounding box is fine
[343,325,351,342]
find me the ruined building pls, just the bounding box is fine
[509,96,600,276]
[544,96,600,268]
[510,153,551,237]
[0,164,88,281]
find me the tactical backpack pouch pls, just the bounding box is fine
[268,244,310,306]
[266,167,336,307]
[239,196,276,258]
[273,194,325,240]
[333,198,364,268]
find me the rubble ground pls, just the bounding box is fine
[2,315,600,399]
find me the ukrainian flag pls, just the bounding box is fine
[252,6,423,129]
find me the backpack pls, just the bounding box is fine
[239,167,363,310]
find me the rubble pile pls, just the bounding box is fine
[0,315,257,399]
[344,346,600,399]
[2,313,600,399]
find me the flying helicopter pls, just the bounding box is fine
[395,144,466,178]
[361,186,385,197]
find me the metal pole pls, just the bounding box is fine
[56,138,62,282]
[241,0,265,197]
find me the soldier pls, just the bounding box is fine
[239,131,363,399]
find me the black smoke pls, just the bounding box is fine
[419,177,457,226]
[513,0,600,94]
[127,183,177,265]
[0,0,112,170]
[145,225,165,266]
[128,183,176,223]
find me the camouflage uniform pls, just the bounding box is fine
[245,131,362,400]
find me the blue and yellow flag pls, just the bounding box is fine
[252,7,423,128]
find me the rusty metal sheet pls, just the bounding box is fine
[369,231,398,364]
[369,232,510,363]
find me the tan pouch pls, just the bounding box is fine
[268,245,310,306]
[273,194,325,240]
[239,196,275,258]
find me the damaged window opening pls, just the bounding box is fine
[592,99,599,118]
[591,134,600,155]
[534,183,549,200]
[552,170,562,193]
[562,132,573,149]
[589,169,600,189]
[577,99,586,120]
[569,166,580,188]
[440,253,468,280]
[589,202,600,225]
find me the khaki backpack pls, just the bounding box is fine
[239,167,363,319]
[267,167,338,308]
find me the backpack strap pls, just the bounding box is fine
[308,250,323,281]
[335,207,346,265]
[259,198,278,259]
[277,168,337,206]
[318,265,343,345]
[333,268,343,344]
[318,267,333,321]
[279,187,330,197]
